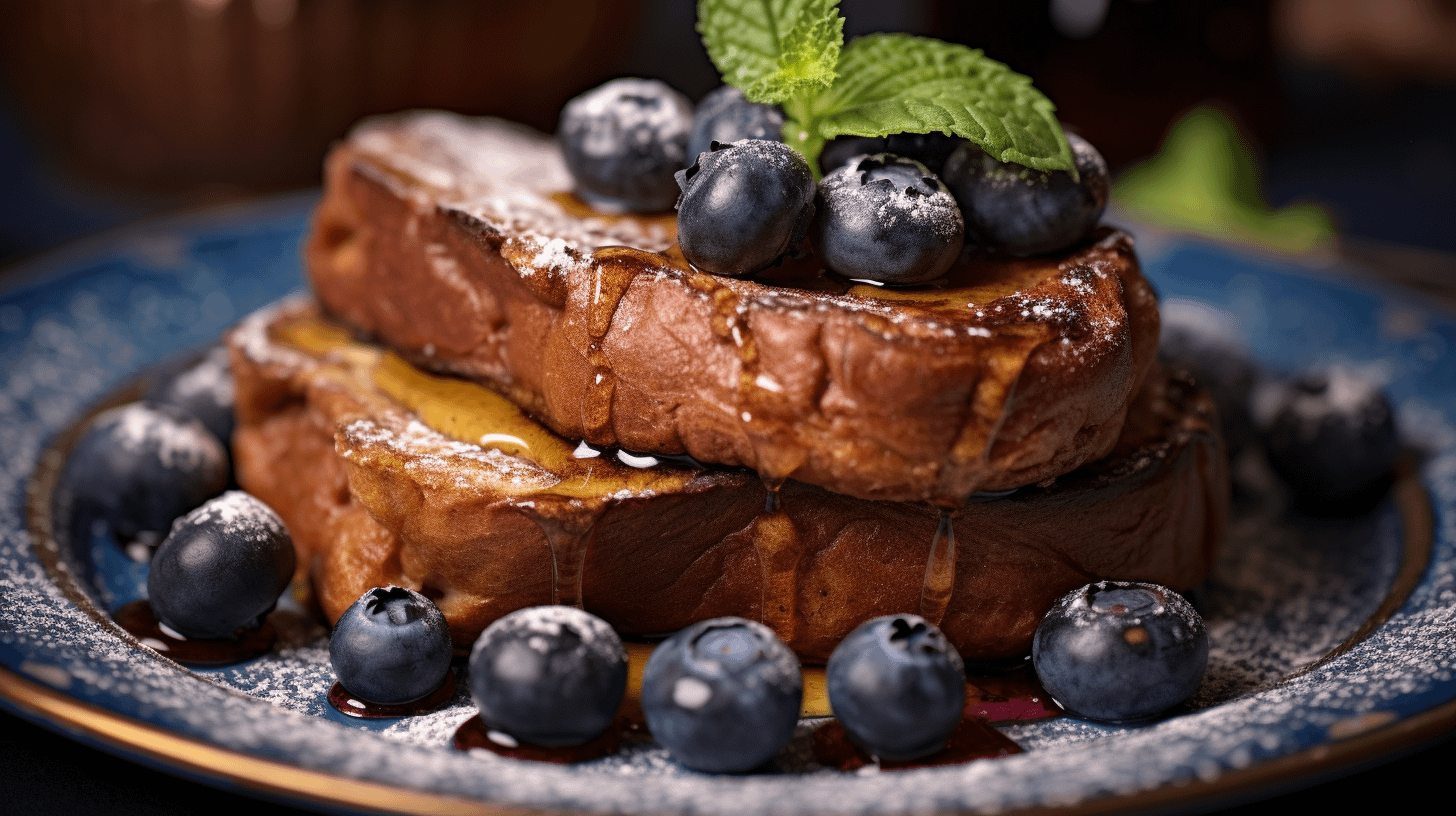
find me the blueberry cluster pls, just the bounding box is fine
[1157,305,1402,508]
[557,80,1112,283]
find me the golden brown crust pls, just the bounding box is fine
[230,300,1223,663]
[304,112,1159,504]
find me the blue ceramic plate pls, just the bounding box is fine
[1,196,1454,815]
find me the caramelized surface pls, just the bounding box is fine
[305,112,1160,504]
[230,300,1224,663]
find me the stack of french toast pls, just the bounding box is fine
[229,112,1227,664]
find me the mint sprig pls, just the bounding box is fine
[698,0,842,104]
[697,0,1074,178]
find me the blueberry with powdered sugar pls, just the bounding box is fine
[55,401,229,547]
[1261,367,1400,506]
[820,132,964,176]
[941,130,1109,256]
[675,139,816,277]
[467,606,627,747]
[146,344,236,449]
[826,614,965,761]
[331,586,452,705]
[1033,581,1208,723]
[686,85,785,165]
[147,491,295,640]
[812,154,965,284]
[641,617,802,773]
[558,78,693,213]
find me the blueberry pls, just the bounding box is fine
[467,606,627,747]
[330,586,452,705]
[941,131,1109,255]
[686,85,785,166]
[558,78,693,213]
[146,344,235,448]
[812,154,965,284]
[146,491,295,640]
[884,132,964,176]
[819,136,886,175]
[55,402,229,546]
[1032,582,1208,723]
[640,617,802,773]
[675,140,816,277]
[1159,299,1260,455]
[1261,368,1399,504]
[826,615,965,761]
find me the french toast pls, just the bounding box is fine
[305,112,1160,505]
[229,299,1224,663]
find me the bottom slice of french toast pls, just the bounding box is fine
[230,298,1226,664]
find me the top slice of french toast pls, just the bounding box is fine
[306,111,1159,504]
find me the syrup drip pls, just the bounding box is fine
[580,248,648,445]
[762,476,783,514]
[751,480,800,641]
[811,717,1022,772]
[919,510,957,625]
[327,672,458,719]
[453,714,644,764]
[535,515,597,608]
[114,600,275,666]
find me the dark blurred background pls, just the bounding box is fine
[1,1,1454,814]
[1,0,1454,267]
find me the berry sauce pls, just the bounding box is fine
[115,599,275,666]
[453,714,646,764]
[812,716,1021,771]
[327,672,458,719]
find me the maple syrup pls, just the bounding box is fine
[327,672,458,719]
[114,600,275,666]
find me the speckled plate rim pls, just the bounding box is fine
[0,196,1454,815]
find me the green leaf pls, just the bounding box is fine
[811,34,1074,175]
[697,0,843,104]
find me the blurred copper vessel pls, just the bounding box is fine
[0,0,641,192]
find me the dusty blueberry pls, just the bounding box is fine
[467,606,627,747]
[675,139,816,277]
[1159,299,1260,456]
[884,131,964,176]
[56,401,229,546]
[558,77,693,213]
[826,614,965,761]
[812,154,965,284]
[641,617,802,773]
[819,136,886,175]
[146,344,236,449]
[1261,367,1400,504]
[686,85,785,165]
[1033,581,1208,723]
[941,131,1109,255]
[331,586,452,705]
[146,491,295,640]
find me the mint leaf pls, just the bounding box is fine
[809,34,1074,175]
[697,0,843,104]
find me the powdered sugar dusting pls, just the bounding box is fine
[349,112,676,255]
[173,490,286,545]
[479,605,627,664]
[341,417,560,493]
[95,403,225,473]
